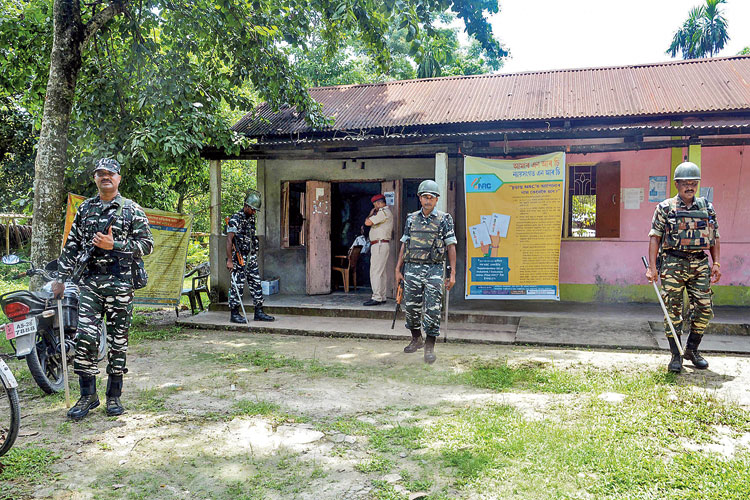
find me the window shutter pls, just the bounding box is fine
[281,182,290,248]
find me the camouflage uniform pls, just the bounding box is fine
[59,194,154,377]
[649,195,719,338]
[227,210,263,310]
[400,209,457,337]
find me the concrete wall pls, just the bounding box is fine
[256,145,750,305]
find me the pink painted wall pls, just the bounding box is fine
[559,146,750,287]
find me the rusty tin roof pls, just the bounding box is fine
[233,56,750,137]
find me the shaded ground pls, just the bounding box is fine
[3,316,750,499]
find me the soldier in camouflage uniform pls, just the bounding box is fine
[646,161,721,373]
[395,180,457,364]
[226,190,274,323]
[52,158,154,420]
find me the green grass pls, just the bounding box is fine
[354,455,393,474]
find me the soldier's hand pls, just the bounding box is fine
[711,264,721,284]
[51,281,65,299]
[445,275,456,291]
[93,226,114,250]
[395,270,404,284]
[645,266,658,283]
[226,258,233,271]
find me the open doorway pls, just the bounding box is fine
[331,181,382,290]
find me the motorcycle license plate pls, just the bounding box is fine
[4,317,36,340]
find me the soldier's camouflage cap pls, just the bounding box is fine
[94,158,121,174]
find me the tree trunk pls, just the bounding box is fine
[30,0,85,271]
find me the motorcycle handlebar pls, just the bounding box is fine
[11,267,56,282]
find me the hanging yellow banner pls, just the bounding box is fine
[464,153,565,300]
[64,194,192,307]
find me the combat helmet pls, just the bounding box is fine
[417,180,440,197]
[244,189,262,210]
[674,161,701,181]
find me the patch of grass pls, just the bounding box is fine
[129,325,186,345]
[130,385,181,412]
[370,480,407,500]
[460,359,676,394]
[319,416,376,436]
[214,349,303,370]
[0,446,59,481]
[233,399,280,416]
[369,424,423,453]
[354,455,393,474]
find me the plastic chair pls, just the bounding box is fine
[177,263,210,316]
[332,246,361,293]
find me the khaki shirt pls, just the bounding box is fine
[368,206,394,241]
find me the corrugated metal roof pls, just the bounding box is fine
[233,56,750,137]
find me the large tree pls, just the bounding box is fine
[1,0,505,269]
[667,0,729,59]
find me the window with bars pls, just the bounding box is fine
[569,165,597,237]
[566,162,621,238]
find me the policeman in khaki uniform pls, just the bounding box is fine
[646,161,721,373]
[226,190,274,323]
[363,193,394,306]
[395,180,457,364]
[53,158,154,420]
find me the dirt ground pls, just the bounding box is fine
[6,316,750,499]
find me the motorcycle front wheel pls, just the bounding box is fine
[0,372,21,456]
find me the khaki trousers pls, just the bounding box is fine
[369,242,390,301]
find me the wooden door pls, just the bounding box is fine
[595,162,621,238]
[305,181,332,294]
[381,180,402,299]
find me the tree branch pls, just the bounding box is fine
[83,0,130,47]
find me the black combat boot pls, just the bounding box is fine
[666,335,683,373]
[253,307,275,322]
[424,335,437,364]
[68,376,99,420]
[403,329,424,353]
[230,307,247,324]
[683,333,709,369]
[105,375,125,416]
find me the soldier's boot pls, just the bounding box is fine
[424,335,437,364]
[403,329,424,353]
[683,333,709,370]
[68,376,99,420]
[105,375,125,417]
[253,307,275,322]
[666,335,683,373]
[230,307,247,324]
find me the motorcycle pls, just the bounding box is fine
[0,357,19,456]
[0,254,106,394]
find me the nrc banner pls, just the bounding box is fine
[464,153,565,300]
[64,194,192,307]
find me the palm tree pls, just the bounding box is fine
[667,0,730,59]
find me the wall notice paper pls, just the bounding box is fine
[649,176,667,202]
[622,188,643,210]
[64,194,193,307]
[464,153,565,300]
[700,186,714,203]
[384,191,395,206]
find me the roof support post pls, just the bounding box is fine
[435,152,448,212]
[209,159,223,301]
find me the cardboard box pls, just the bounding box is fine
[261,278,279,295]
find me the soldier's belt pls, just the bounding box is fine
[664,249,707,261]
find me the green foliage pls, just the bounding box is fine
[0,99,36,212]
[667,0,729,59]
[740,47,750,55]
[185,238,209,270]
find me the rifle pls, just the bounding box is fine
[70,213,117,283]
[391,280,404,329]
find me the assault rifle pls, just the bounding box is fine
[391,280,404,329]
[69,213,117,283]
